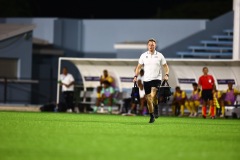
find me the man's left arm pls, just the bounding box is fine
[163,63,169,80]
[66,75,75,88]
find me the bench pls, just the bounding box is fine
[200,40,233,46]
[223,29,233,36]
[78,90,124,114]
[176,51,232,59]
[212,35,233,41]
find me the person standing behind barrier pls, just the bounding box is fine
[198,66,215,119]
[187,82,201,117]
[133,38,169,123]
[59,67,75,112]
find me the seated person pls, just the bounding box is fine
[100,69,115,88]
[187,82,201,117]
[94,69,116,113]
[171,86,188,116]
[220,82,240,117]
[98,80,115,114]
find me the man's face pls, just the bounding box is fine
[62,68,68,75]
[103,83,108,88]
[203,68,208,75]
[148,41,156,52]
[103,70,108,77]
[193,85,197,90]
[228,83,233,89]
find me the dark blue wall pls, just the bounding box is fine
[0,32,33,104]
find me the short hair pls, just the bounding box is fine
[147,38,156,44]
[175,86,180,90]
[202,66,208,71]
[192,82,198,86]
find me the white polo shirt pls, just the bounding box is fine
[60,73,75,92]
[138,51,167,82]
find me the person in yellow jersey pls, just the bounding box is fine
[100,69,115,88]
[187,82,202,117]
[211,86,222,118]
[220,82,240,117]
[171,86,188,117]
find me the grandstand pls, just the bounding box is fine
[176,28,233,58]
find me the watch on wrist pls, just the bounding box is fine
[165,74,169,77]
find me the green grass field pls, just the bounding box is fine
[0,111,240,160]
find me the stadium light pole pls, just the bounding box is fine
[233,0,240,60]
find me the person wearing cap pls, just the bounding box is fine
[133,38,169,123]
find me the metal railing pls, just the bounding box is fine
[0,78,39,104]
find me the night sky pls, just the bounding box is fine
[0,0,233,19]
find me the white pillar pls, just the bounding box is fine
[56,58,62,104]
[233,0,240,60]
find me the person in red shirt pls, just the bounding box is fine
[198,67,215,119]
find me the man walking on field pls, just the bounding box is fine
[133,38,169,123]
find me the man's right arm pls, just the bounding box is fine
[133,64,143,82]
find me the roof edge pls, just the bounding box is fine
[0,24,36,41]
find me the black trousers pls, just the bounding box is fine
[63,91,74,110]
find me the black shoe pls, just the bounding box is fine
[202,115,206,119]
[149,117,155,123]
